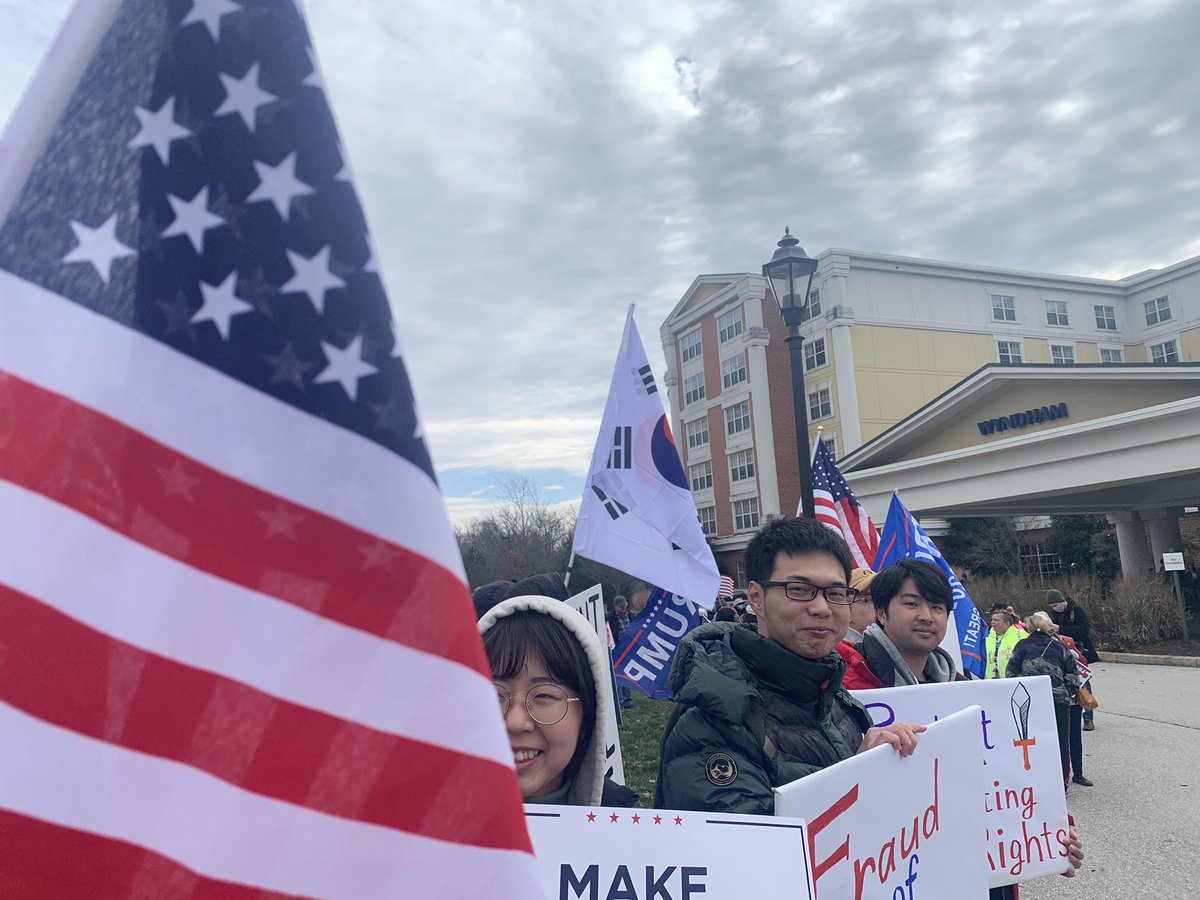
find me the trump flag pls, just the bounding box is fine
[0,1,540,896]
[873,492,987,678]
[572,308,719,608]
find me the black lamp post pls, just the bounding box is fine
[762,227,819,519]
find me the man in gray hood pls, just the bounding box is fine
[844,559,959,688]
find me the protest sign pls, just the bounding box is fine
[567,584,626,785]
[852,677,1071,887]
[526,804,815,900]
[612,587,702,700]
[775,706,986,900]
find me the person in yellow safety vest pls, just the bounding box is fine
[985,608,1026,678]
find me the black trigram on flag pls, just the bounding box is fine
[591,484,629,520]
[638,365,658,395]
[607,426,633,469]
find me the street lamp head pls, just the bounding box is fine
[762,226,819,317]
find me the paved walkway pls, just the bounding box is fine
[1020,662,1199,899]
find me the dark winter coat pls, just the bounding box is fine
[654,622,872,815]
[1050,599,1099,663]
[1006,631,1081,707]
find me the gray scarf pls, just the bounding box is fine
[863,623,955,685]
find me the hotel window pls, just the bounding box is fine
[991,294,1016,322]
[680,328,702,362]
[997,341,1022,364]
[683,373,705,406]
[733,496,760,532]
[804,337,827,371]
[729,448,755,484]
[721,352,747,389]
[717,307,743,343]
[689,460,712,491]
[1144,296,1172,327]
[1150,340,1180,364]
[686,416,708,449]
[1094,305,1117,331]
[724,400,751,435]
[801,288,822,323]
[808,387,833,421]
[1044,300,1069,327]
[697,505,717,537]
[1099,347,1123,363]
[1050,344,1076,365]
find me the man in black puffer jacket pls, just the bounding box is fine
[655,517,923,815]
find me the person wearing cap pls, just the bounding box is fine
[1047,589,1099,730]
[845,568,879,643]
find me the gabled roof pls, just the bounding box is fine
[839,363,1200,472]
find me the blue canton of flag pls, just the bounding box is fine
[873,492,987,678]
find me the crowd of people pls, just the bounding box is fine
[471,517,1088,897]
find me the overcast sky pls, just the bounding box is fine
[3,0,1198,525]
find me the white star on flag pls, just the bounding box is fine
[256,502,304,540]
[162,186,225,255]
[247,153,313,222]
[182,0,240,41]
[157,460,203,502]
[127,97,191,165]
[281,246,344,314]
[315,334,378,401]
[61,214,135,283]
[192,271,253,339]
[215,63,277,132]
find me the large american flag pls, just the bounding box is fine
[809,437,879,569]
[0,1,539,896]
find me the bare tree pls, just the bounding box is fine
[455,475,573,588]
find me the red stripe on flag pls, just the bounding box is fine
[0,583,529,852]
[0,373,482,672]
[0,809,302,900]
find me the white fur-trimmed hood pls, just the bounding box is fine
[478,594,611,806]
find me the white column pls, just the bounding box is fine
[829,312,861,453]
[1107,512,1152,579]
[661,333,681,460]
[1142,508,1185,572]
[743,325,780,519]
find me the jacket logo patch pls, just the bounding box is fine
[705,752,737,786]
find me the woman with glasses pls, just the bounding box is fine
[479,594,638,807]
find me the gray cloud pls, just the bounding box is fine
[3,0,1198,499]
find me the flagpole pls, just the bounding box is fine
[0,0,123,227]
[563,551,575,590]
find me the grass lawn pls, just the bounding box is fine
[616,693,673,802]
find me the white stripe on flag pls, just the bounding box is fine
[0,270,464,581]
[0,702,538,898]
[0,481,508,768]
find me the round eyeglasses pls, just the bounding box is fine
[757,580,858,606]
[496,683,581,726]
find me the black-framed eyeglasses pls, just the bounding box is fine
[496,683,581,726]
[758,580,858,606]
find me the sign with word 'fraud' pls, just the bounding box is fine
[526,804,815,900]
[774,706,987,900]
[852,677,1071,888]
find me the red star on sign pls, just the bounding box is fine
[631,814,641,824]
[653,815,663,825]
[586,812,596,822]
[609,813,619,823]
[673,816,683,825]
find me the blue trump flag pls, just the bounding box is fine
[611,587,702,699]
[873,492,986,678]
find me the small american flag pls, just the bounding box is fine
[0,1,538,896]
[717,574,735,599]
[808,437,879,569]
